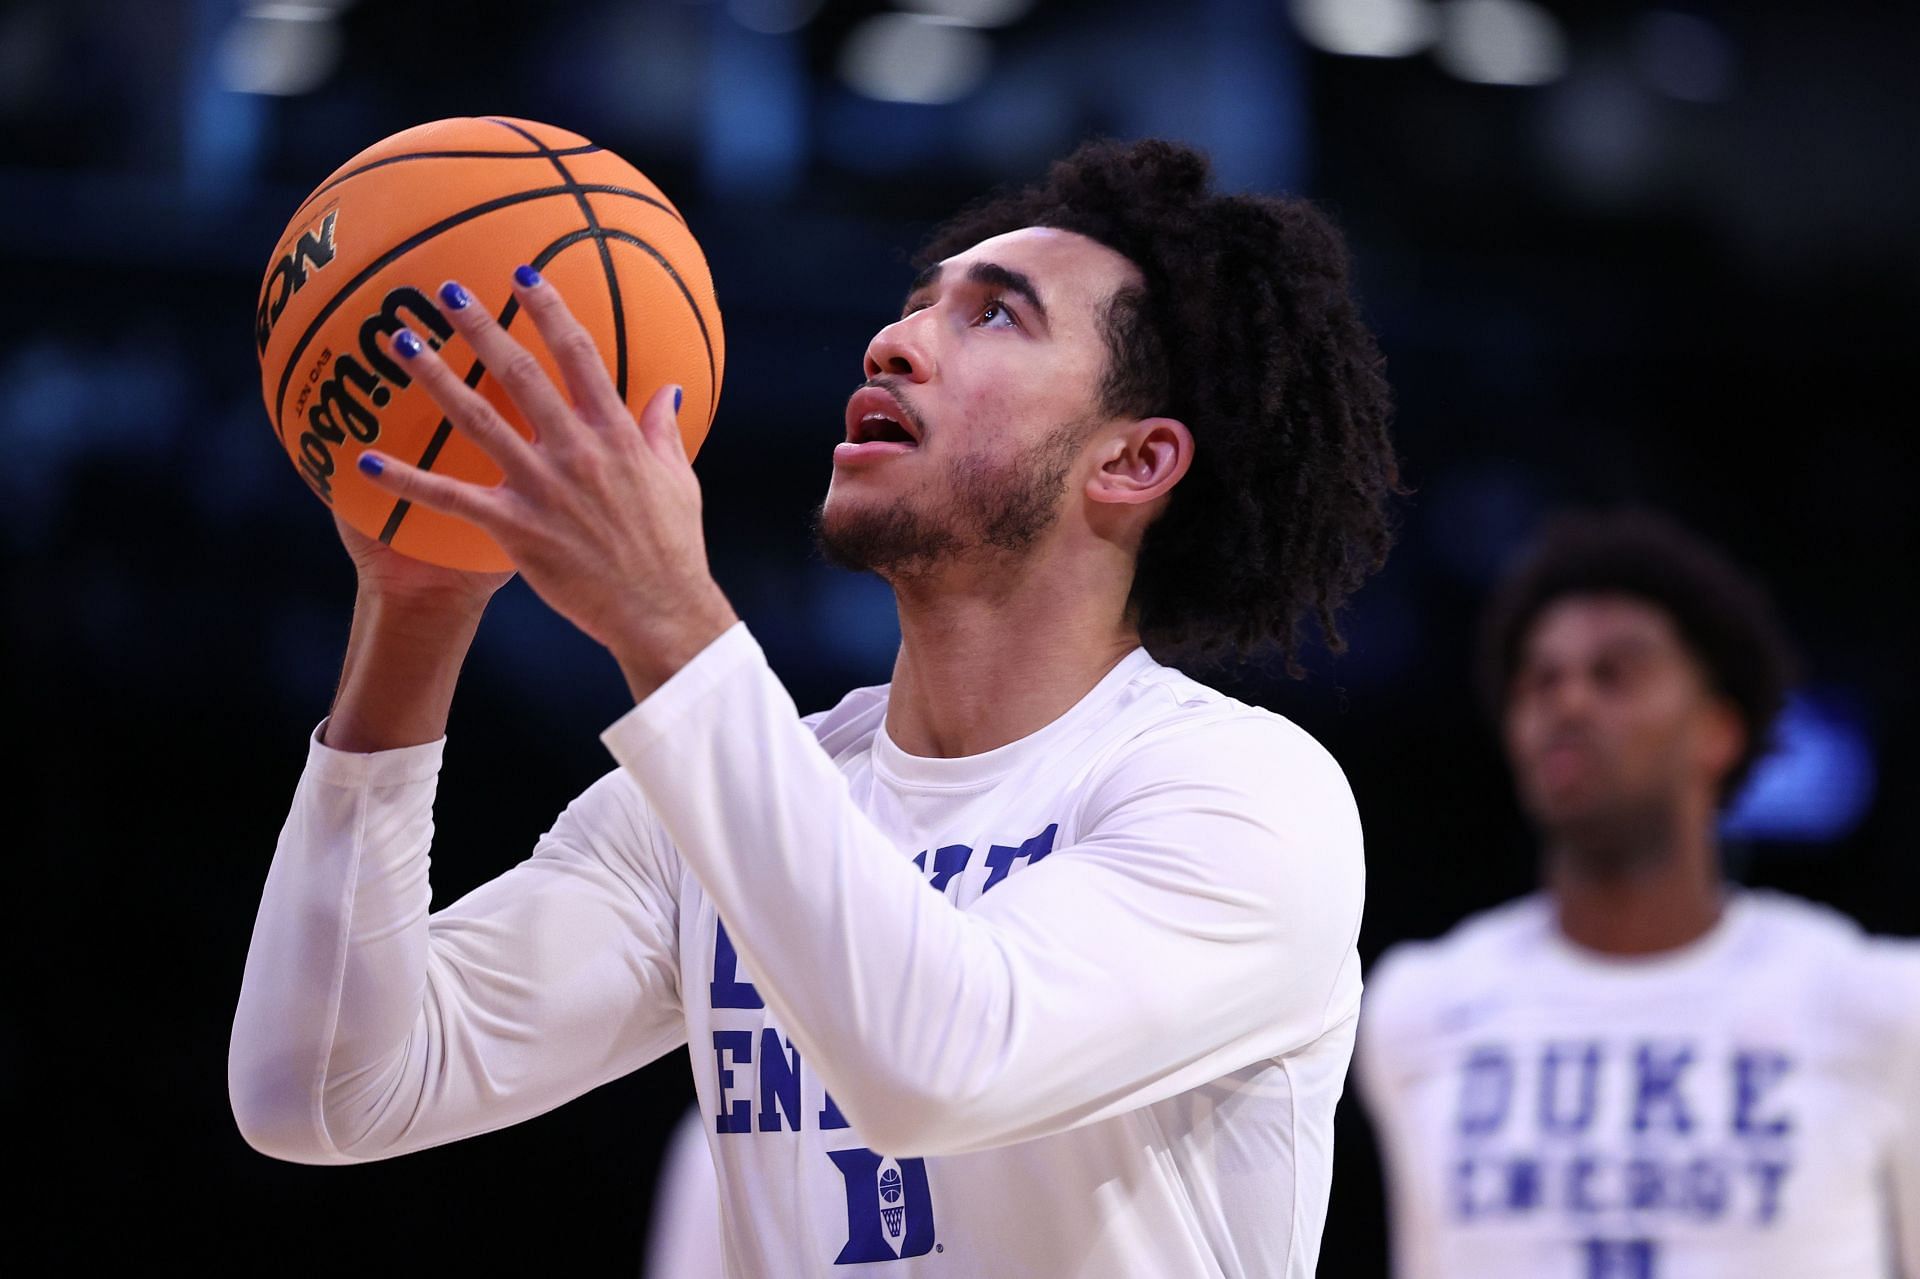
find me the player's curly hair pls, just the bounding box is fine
[915,138,1403,671]
[1477,509,1799,800]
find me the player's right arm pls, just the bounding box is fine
[318,514,511,752]
[227,518,687,1164]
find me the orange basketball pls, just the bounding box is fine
[255,116,724,571]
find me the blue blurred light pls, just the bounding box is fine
[703,4,809,198]
[728,0,825,37]
[0,337,188,549]
[1721,690,1878,843]
[1427,460,1554,585]
[185,0,269,204]
[1634,10,1736,104]
[819,91,954,175]
[806,562,901,671]
[1116,0,1307,196]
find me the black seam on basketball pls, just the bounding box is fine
[601,229,717,411]
[377,349,498,546]
[481,118,687,228]
[284,144,605,234]
[376,225,717,548]
[485,118,630,401]
[376,233,567,548]
[271,183,686,437]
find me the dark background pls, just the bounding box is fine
[4,0,1913,1271]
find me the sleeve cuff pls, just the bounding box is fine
[600,621,763,766]
[304,718,447,787]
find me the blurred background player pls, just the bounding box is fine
[644,1104,725,1279]
[228,138,1402,1276]
[1356,509,1920,1278]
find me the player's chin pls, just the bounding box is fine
[1527,783,1625,838]
[815,488,880,538]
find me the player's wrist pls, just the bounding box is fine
[609,592,739,703]
[354,584,494,638]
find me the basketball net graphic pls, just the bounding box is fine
[877,1157,907,1256]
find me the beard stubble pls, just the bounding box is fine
[813,417,1089,580]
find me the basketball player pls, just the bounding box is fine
[228,139,1402,1275]
[1356,510,1920,1278]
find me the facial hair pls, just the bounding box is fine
[813,417,1088,580]
[1533,786,1686,881]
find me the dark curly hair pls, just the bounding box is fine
[914,138,1402,671]
[1477,509,1799,800]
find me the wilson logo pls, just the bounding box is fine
[290,286,453,501]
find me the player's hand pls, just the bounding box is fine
[333,512,515,617]
[351,268,738,700]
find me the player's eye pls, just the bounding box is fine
[976,297,1018,329]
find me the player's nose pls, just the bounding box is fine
[1537,675,1603,731]
[863,314,935,383]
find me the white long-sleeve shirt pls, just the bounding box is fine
[230,623,1366,1277]
[1356,891,1920,1279]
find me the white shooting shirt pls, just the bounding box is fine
[230,623,1366,1277]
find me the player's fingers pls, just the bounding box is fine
[355,448,501,527]
[509,266,631,430]
[635,383,689,465]
[391,324,540,480]
[432,279,581,448]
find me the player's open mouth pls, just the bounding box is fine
[837,386,922,463]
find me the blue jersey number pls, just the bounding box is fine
[1584,1238,1656,1279]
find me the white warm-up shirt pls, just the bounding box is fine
[230,624,1366,1277]
[1357,891,1920,1279]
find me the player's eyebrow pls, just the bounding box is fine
[902,261,1052,327]
[1596,634,1665,663]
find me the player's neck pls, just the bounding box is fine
[883,550,1140,759]
[1545,817,1725,957]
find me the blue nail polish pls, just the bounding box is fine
[514,264,542,289]
[358,453,384,477]
[393,328,423,359]
[438,281,471,310]
[673,386,683,411]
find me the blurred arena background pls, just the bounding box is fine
[2,0,1914,1270]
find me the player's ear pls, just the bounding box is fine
[1698,696,1747,787]
[1085,417,1193,507]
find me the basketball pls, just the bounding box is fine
[255,116,724,572]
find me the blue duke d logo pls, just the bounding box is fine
[829,1147,935,1263]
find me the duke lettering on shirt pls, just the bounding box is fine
[699,828,1059,1266]
[1449,1039,1797,1227]
[707,825,1057,1138]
